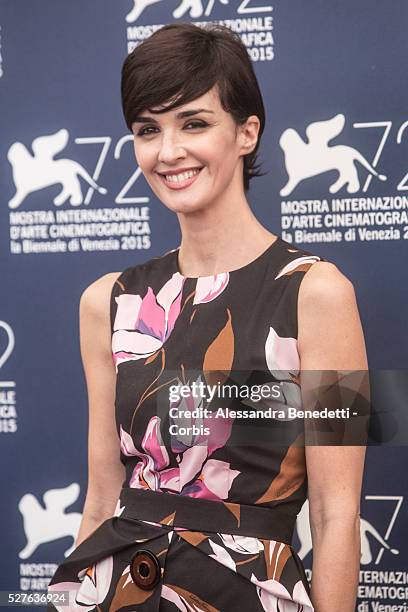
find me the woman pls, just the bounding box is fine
[47,22,367,611]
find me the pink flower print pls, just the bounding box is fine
[193,273,230,304]
[120,377,239,500]
[169,374,235,455]
[265,326,300,377]
[264,326,302,415]
[48,555,114,611]
[208,539,237,572]
[164,375,237,499]
[168,380,209,454]
[180,458,240,500]
[161,583,215,610]
[218,533,264,554]
[111,272,185,371]
[274,255,321,280]
[250,574,314,611]
[113,499,125,517]
[120,417,169,491]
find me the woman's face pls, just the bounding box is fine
[131,86,259,214]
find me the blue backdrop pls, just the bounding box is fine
[1,1,407,609]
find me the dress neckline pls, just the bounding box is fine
[173,235,282,280]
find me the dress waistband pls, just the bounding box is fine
[119,487,297,545]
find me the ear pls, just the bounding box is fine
[238,115,260,156]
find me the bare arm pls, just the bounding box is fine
[75,272,125,546]
[298,262,368,612]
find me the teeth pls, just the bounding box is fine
[165,169,200,183]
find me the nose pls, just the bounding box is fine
[157,130,186,165]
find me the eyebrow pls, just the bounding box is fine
[132,108,214,125]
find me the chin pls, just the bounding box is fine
[156,189,210,212]
[165,198,209,214]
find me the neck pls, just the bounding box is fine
[176,181,276,277]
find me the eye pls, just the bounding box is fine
[135,119,209,136]
[184,120,209,130]
[136,125,157,136]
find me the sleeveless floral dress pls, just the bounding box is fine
[47,235,326,611]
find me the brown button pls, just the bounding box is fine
[130,549,161,590]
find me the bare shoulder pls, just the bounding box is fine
[298,260,358,334]
[297,260,367,370]
[80,272,123,321]
[298,260,355,305]
[297,260,358,329]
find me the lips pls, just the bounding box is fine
[157,167,203,190]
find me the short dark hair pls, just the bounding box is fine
[121,22,266,192]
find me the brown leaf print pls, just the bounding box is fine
[262,540,292,581]
[144,350,161,365]
[156,547,169,558]
[275,255,322,280]
[109,567,156,611]
[255,435,306,504]
[180,289,196,314]
[163,583,220,612]
[279,262,315,278]
[176,530,209,547]
[190,309,197,323]
[222,501,241,527]
[235,554,259,566]
[203,308,234,387]
[160,511,176,526]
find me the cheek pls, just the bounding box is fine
[202,132,238,167]
[133,142,152,172]
[133,141,141,167]
[199,146,230,172]
[207,148,239,182]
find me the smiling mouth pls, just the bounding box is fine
[158,167,203,190]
